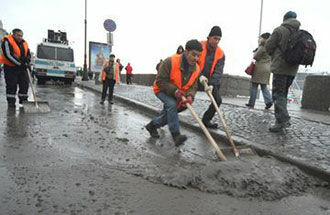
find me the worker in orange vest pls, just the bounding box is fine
[100,54,119,104]
[0,28,31,108]
[198,26,225,129]
[146,40,203,146]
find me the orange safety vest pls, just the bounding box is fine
[101,61,120,83]
[0,35,28,66]
[197,41,224,76]
[153,54,200,94]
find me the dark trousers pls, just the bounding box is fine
[272,74,295,124]
[4,66,29,104]
[101,78,116,101]
[202,84,222,122]
[126,74,132,84]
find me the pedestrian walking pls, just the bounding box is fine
[116,58,123,83]
[246,32,273,109]
[176,45,184,54]
[100,54,119,104]
[145,40,203,146]
[198,26,225,129]
[0,28,31,108]
[125,63,133,84]
[265,11,301,132]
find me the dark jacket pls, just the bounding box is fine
[265,18,301,76]
[201,43,225,86]
[156,55,198,98]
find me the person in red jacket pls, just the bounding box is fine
[125,63,133,84]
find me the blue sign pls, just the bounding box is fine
[103,19,116,32]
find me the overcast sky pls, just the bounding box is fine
[1,0,329,76]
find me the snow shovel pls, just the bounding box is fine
[23,67,50,113]
[200,78,241,157]
[182,96,227,161]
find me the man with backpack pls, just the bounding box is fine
[265,11,302,132]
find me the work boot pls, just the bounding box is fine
[108,100,114,104]
[202,119,218,129]
[145,122,160,138]
[171,132,187,147]
[265,103,273,110]
[269,121,290,133]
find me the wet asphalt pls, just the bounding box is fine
[0,80,329,215]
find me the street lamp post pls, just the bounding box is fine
[82,0,89,81]
[258,0,264,36]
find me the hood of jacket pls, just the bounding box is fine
[281,18,301,31]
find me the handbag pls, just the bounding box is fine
[245,61,255,75]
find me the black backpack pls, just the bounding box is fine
[283,27,316,67]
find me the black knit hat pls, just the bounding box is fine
[283,11,297,21]
[185,40,203,52]
[260,32,271,39]
[208,26,222,37]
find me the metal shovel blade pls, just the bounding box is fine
[23,101,51,114]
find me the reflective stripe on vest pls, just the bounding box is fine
[153,54,200,94]
[197,41,224,76]
[0,35,28,66]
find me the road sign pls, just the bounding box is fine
[103,19,116,32]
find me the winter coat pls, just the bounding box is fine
[125,64,133,75]
[155,54,199,98]
[265,18,301,76]
[251,45,271,84]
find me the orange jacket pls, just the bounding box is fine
[101,61,120,83]
[197,41,224,76]
[153,54,200,95]
[0,35,28,66]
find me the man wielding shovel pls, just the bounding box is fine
[198,26,225,129]
[145,40,203,146]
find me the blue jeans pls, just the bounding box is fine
[151,92,180,133]
[248,83,272,106]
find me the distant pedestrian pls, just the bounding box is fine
[0,28,31,108]
[265,11,301,132]
[246,32,273,109]
[198,26,225,129]
[156,59,163,72]
[116,58,123,83]
[176,45,184,54]
[100,54,120,104]
[145,40,203,146]
[125,63,133,84]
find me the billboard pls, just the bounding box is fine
[89,41,111,73]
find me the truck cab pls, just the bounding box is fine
[34,30,76,85]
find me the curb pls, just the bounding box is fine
[77,82,330,183]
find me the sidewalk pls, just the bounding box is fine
[76,78,330,180]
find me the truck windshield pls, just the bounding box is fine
[57,47,74,62]
[37,45,56,60]
[37,45,74,62]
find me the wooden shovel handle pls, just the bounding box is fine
[182,96,227,161]
[201,80,239,157]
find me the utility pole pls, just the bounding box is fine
[258,0,264,36]
[82,0,88,81]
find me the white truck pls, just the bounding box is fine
[34,30,76,85]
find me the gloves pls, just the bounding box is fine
[176,96,193,110]
[175,89,185,100]
[199,75,208,84]
[204,85,213,93]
